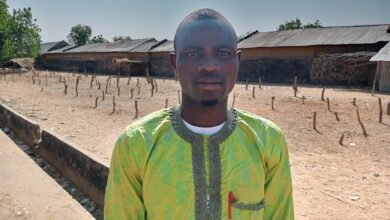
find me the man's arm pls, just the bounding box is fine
[104,133,146,220]
[264,129,294,220]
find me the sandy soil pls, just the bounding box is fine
[0,70,389,219]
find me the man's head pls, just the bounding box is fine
[170,8,240,108]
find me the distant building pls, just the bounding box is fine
[370,41,390,91]
[238,24,390,86]
[40,41,70,54]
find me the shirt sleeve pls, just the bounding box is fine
[263,128,294,220]
[104,133,146,220]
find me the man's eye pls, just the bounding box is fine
[217,51,231,56]
[186,51,199,57]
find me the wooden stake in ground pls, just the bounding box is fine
[136,78,139,87]
[134,100,139,118]
[378,97,383,123]
[151,87,154,97]
[94,97,99,108]
[137,86,140,95]
[271,96,275,110]
[63,79,68,95]
[165,98,168,108]
[327,98,331,112]
[293,76,298,97]
[334,112,340,121]
[111,96,116,114]
[97,82,101,90]
[178,90,181,104]
[313,112,317,131]
[258,77,262,89]
[102,90,105,101]
[246,78,249,90]
[130,88,134,99]
[356,108,368,136]
[232,92,238,108]
[90,76,94,88]
[75,76,80,96]
[105,77,109,94]
[45,75,48,86]
[127,77,131,85]
[154,78,158,92]
[117,85,120,96]
[352,97,356,106]
[339,133,345,145]
[252,87,256,98]
[321,86,325,101]
[387,102,390,116]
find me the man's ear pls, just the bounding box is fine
[237,50,241,62]
[170,52,177,69]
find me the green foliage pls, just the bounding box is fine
[67,24,92,46]
[113,35,132,42]
[277,18,322,30]
[0,0,41,62]
[90,34,108,43]
[303,20,323,29]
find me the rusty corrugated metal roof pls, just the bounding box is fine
[40,41,69,53]
[238,24,390,49]
[149,40,173,52]
[370,42,390,61]
[61,38,157,53]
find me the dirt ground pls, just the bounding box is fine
[0,70,389,220]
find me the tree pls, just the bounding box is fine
[0,0,9,62]
[5,7,41,59]
[90,34,108,43]
[67,24,92,46]
[277,18,323,30]
[113,35,132,42]
[303,20,323,29]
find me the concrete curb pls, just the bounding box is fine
[0,103,109,207]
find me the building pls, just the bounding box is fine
[238,24,390,86]
[370,42,390,91]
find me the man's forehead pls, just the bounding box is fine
[175,19,236,49]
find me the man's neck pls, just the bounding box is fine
[180,98,228,127]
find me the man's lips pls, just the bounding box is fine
[195,77,223,90]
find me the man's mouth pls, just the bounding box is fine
[195,77,223,90]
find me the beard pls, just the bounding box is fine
[200,99,218,107]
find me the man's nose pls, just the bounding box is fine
[198,58,220,73]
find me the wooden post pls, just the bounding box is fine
[252,87,255,98]
[271,96,275,110]
[130,88,134,99]
[94,97,99,108]
[246,79,249,90]
[356,108,368,136]
[313,112,317,131]
[136,78,139,87]
[102,90,105,101]
[352,98,356,106]
[151,87,154,97]
[45,75,48,86]
[90,76,94,88]
[111,96,116,114]
[334,112,340,121]
[258,77,262,89]
[97,82,101,90]
[378,97,383,123]
[293,76,298,97]
[105,77,109,94]
[321,86,325,101]
[339,133,345,145]
[64,79,68,95]
[137,86,140,95]
[127,77,131,85]
[117,86,120,96]
[387,102,390,116]
[154,78,158,92]
[165,98,168,108]
[232,92,238,108]
[327,98,331,112]
[178,90,181,104]
[75,76,80,96]
[134,100,139,118]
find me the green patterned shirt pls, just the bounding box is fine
[104,106,294,220]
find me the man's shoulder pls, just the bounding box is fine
[234,108,283,135]
[122,108,171,135]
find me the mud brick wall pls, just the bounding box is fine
[310,52,377,86]
[238,58,312,83]
[149,57,175,77]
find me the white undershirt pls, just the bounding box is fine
[182,119,226,136]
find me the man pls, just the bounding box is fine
[104,8,294,220]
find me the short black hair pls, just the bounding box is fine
[173,8,236,51]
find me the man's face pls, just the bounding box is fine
[171,20,240,107]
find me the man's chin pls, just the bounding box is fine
[200,99,218,107]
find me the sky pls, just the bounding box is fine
[7,0,390,43]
